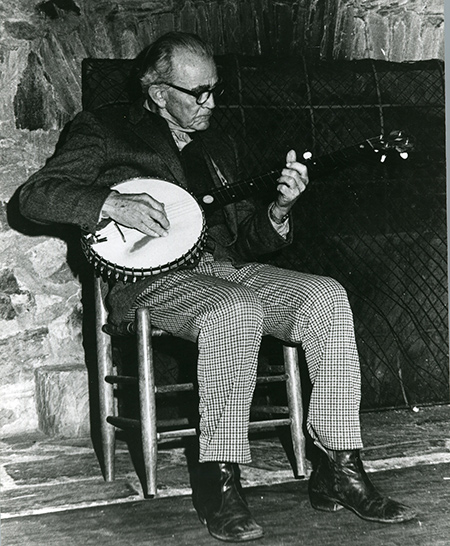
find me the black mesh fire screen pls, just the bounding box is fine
[82,55,447,410]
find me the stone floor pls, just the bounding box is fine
[2,404,450,521]
[5,463,450,546]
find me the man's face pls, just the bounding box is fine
[158,50,218,132]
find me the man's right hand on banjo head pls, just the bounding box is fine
[102,190,170,237]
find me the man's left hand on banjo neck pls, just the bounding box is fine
[270,149,309,223]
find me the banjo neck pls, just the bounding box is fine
[196,131,412,212]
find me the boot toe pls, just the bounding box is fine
[194,462,264,542]
[347,495,417,523]
[208,513,264,542]
[379,498,416,523]
[308,451,417,524]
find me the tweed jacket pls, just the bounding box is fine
[20,100,293,324]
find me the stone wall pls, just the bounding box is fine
[0,0,445,438]
[323,0,444,60]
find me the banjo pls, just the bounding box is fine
[81,130,413,282]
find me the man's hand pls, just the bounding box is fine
[102,191,170,237]
[271,149,309,221]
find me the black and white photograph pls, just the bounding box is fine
[1,1,447,544]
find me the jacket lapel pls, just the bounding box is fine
[127,101,189,188]
[197,133,239,234]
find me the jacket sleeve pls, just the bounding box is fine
[221,136,293,261]
[19,111,112,233]
[232,199,293,261]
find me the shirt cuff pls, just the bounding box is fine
[268,204,290,238]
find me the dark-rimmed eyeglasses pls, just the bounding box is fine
[162,79,224,105]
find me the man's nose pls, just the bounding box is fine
[202,93,215,109]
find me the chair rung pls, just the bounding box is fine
[249,418,291,430]
[158,427,197,440]
[105,377,195,393]
[156,382,195,394]
[106,376,284,389]
[107,416,195,437]
[158,419,291,439]
[256,374,287,384]
[107,415,291,436]
[105,375,137,385]
[102,322,170,337]
[107,415,140,430]
[251,405,289,414]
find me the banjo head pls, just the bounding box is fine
[82,178,206,282]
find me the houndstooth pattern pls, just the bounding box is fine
[125,253,363,463]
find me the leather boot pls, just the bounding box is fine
[193,462,264,542]
[309,450,416,523]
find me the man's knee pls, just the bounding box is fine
[209,285,264,331]
[323,276,349,301]
[225,287,264,325]
[305,276,349,309]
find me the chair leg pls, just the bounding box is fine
[94,276,115,482]
[135,307,158,497]
[282,344,308,477]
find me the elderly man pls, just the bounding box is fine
[20,32,415,542]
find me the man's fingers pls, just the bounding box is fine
[286,149,297,165]
[136,210,170,237]
[103,192,170,236]
[134,193,170,229]
[278,168,308,195]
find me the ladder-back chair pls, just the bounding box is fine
[93,275,307,497]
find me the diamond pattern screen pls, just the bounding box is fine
[83,56,447,410]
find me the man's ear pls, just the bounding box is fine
[148,85,166,108]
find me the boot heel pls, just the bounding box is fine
[310,491,343,512]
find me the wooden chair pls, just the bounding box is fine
[94,275,307,497]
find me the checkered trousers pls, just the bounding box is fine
[124,253,363,463]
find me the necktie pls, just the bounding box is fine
[180,135,214,195]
